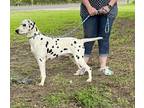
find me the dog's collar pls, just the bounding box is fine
[28,32,40,40]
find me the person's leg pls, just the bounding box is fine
[98,15,115,75]
[82,15,98,62]
[78,13,98,75]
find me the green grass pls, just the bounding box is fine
[43,92,68,107]
[10,4,134,43]
[11,10,81,43]
[74,86,112,108]
[118,4,135,19]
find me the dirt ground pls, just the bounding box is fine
[10,19,135,108]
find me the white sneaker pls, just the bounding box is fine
[99,66,114,75]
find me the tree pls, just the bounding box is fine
[31,0,33,5]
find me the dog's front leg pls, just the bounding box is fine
[37,58,46,86]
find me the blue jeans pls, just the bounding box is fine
[80,5,117,56]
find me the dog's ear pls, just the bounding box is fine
[31,21,35,30]
[33,21,35,25]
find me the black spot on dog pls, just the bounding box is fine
[57,46,59,48]
[60,50,63,53]
[82,56,84,58]
[51,52,53,54]
[34,33,37,36]
[52,46,54,48]
[77,49,79,52]
[74,41,77,44]
[39,58,42,62]
[31,22,35,30]
[41,38,43,40]
[71,43,73,46]
[79,45,81,48]
[49,49,52,53]
[47,48,52,53]
[47,48,49,53]
[53,54,56,56]
[63,48,68,50]
[46,41,49,47]
[57,39,59,41]
[76,55,79,59]
[56,55,58,57]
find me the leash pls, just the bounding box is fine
[105,17,110,33]
[61,14,110,37]
[61,15,90,37]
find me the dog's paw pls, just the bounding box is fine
[74,68,86,76]
[38,82,44,86]
[86,79,92,82]
[73,72,80,76]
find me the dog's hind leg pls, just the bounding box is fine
[74,55,92,82]
[37,58,46,86]
[69,55,83,75]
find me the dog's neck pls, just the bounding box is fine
[27,26,41,39]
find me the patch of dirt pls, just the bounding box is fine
[10,19,135,108]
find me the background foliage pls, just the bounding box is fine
[10,0,135,5]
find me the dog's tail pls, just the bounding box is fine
[82,37,103,43]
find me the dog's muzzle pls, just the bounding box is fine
[15,29,19,34]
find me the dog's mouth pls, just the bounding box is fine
[15,29,27,35]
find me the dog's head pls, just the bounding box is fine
[15,19,36,35]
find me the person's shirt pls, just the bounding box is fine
[80,0,118,18]
[89,0,111,10]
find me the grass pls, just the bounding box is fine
[43,92,68,107]
[11,4,135,108]
[74,86,112,108]
[10,10,80,43]
[10,4,135,43]
[118,4,135,19]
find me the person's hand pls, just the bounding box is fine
[87,6,98,16]
[98,5,111,14]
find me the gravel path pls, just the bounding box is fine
[11,3,80,11]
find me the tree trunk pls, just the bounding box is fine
[31,0,33,5]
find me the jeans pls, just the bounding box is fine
[80,4,117,56]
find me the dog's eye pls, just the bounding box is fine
[22,24,26,27]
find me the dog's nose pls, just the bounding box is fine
[15,29,19,34]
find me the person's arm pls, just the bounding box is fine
[82,0,98,16]
[99,0,117,14]
[108,0,118,7]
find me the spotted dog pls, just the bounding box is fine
[15,19,103,86]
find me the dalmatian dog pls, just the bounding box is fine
[15,19,103,86]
